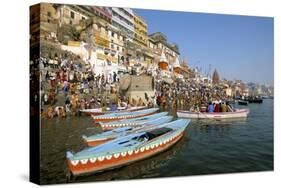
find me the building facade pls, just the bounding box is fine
[30,3,58,46]
[56,5,89,26]
[149,32,180,70]
[133,13,148,48]
[109,8,134,41]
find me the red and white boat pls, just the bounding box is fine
[66,119,190,176]
[83,115,173,147]
[80,106,147,116]
[177,108,250,119]
[91,108,159,123]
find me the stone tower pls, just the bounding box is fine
[212,69,220,84]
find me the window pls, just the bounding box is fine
[69,20,72,25]
[111,32,114,37]
[117,46,119,51]
[82,17,85,20]
[111,44,114,49]
[47,12,51,17]
[47,19,50,23]
[70,11,75,19]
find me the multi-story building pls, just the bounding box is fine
[82,6,112,23]
[56,5,89,26]
[30,3,58,47]
[133,13,148,48]
[149,32,180,69]
[108,8,134,41]
[108,25,126,64]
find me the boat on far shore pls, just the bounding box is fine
[262,96,274,99]
[238,100,248,105]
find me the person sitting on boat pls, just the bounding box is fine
[221,102,227,112]
[219,100,223,112]
[207,102,214,112]
[110,102,117,111]
[214,101,220,112]
[225,101,234,112]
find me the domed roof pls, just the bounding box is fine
[159,50,168,63]
[173,57,180,68]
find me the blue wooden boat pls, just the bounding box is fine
[99,112,169,130]
[83,115,173,146]
[67,119,190,176]
[91,108,159,123]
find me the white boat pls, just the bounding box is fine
[99,112,169,130]
[80,106,147,116]
[177,109,250,119]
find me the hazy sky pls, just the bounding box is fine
[134,9,274,85]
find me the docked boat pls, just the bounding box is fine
[92,108,159,123]
[238,100,248,105]
[80,106,147,116]
[177,108,250,119]
[83,115,173,147]
[247,97,263,103]
[262,95,274,99]
[99,112,169,130]
[66,119,190,176]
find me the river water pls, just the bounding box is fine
[40,99,273,184]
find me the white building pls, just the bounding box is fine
[108,8,135,40]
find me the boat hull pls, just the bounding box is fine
[248,99,263,103]
[238,100,248,105]
[81,106,147,116]
[67,131,185,176]
[84,137,114,147]
[85,116,173,146]
[177,109,249,119]
[92,111,158,123]
[99,115,172,131]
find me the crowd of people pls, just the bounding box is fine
[154,78,231,113]
[30,49,232,119]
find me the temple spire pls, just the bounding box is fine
[160,50,168,63]
[181,57,188,68]
[212,69,220,84]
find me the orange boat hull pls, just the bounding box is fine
[67,131,184,176]
[84,138,114,147]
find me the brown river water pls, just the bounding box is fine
[40,99,273,184]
